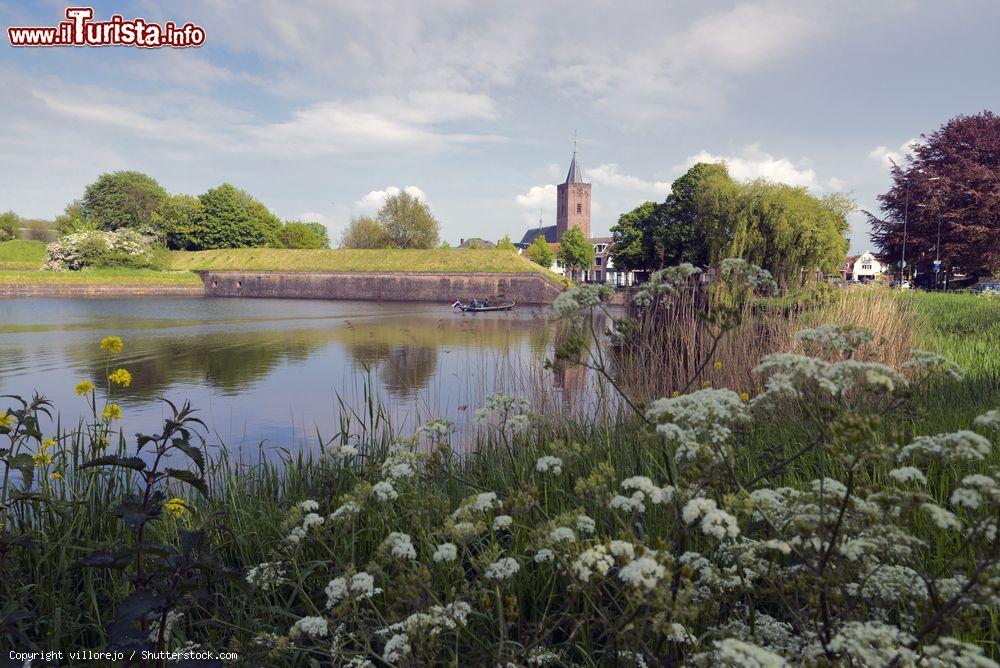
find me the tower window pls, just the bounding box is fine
[576,202,582,214]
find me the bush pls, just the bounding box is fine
[44,229,158,270]
[0,210,18,241]
[82,171,168,231]
[278,221,330,249]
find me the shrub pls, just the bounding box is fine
[278,221,330,249]
[0,210,18,241]
[44,229,157,270]
[196,183,282,249]
[82,171,168,231]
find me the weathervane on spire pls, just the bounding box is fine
[573,129,578,154]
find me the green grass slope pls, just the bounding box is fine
[0,239,47,269]
[167,248,560,279]
[0,269,203,285]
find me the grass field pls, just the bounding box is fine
[166,247,560,278]
[0,239,47,268]
[0,268,203,285]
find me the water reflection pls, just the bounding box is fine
[0,298,556,447]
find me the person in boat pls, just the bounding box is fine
[470,298,479,308]
[484,298,489,307]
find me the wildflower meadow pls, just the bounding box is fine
[2,262,999,667]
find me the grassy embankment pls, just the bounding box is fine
[0,241,562,286]
[3,286,998,663]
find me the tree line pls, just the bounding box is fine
[610,162,852,286]
[55,171,330,250]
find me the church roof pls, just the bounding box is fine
[516,225,558,247]
[565,150,584,184]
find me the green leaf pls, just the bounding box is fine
[172,441,206,474]
[166,468,208,495]
[107,589,164,650]
[72,549,133,570]
[116,500,156,530]
[81,455,147,471]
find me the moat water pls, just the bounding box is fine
[0,298,592,453]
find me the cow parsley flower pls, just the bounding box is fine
[493,514,513,531]
[549,526,576,543]
[300,499,319,512]
[646,388,749,448]
[901,349,963,380]
[683,497,740,539]
[534,548,555,563]
[888,466,927,485]
[922,503,962,531]
[576,514,596,533]
[484,557,520,581]
[302,513,325,529]
[289,616,329,639]
[246,562,286,592]
[326,576,348,607]
[611,492,646,513]
[329,501,360,521]
[795,324,872,356]
[828,621,917,666]
[572,545,613,582]
[899,431,991,462]
[973,408,1000,432]
[372,480,398,502]
[712,638,787,667]
[609,540,635,561]
[949,487,982,510]
[433,542,458,562]
[382,532,417,560]
[536,455,563,475]
[383,633,411,662]
[618,555,665,590]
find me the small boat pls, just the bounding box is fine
[451,298,515,312]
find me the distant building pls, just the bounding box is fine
[457,237,496,249]
[516,146,637,286]
[841,250,885,282]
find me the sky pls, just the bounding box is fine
[1,0,998,252]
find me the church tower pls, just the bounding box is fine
[556,145,591,241]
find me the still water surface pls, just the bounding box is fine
[0,298,570,450]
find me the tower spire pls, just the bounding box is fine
[565,133,584,184]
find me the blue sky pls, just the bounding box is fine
[2,0,998,251]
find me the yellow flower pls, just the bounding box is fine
[164,498,187,518]
[33,451,52,467]
[50,471,63,481]
[0,413,13,428]
[102,404,123,422]
[702,380,711,387]
[671,390,680,398]
[75,381,95,395]
[108,369,132,387]
[100,336,124,354]
[713,361,723,370]
[41,438,56,451]
[740,392,750,401]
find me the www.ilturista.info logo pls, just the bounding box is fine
[7,7,206,48]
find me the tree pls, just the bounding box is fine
[525,235,554,267]
[609,201,659,272]
[661,162,738,267]
[340,215,387,249]
[377,192,439,249]
[495,234,517,252]
[557,226,594,281]
[151,195,204,250]
[82,171,168,232]
[868,111,1000,279]
[278,221,330,249]
[304,222,331,247]
[55,200,89,234]
[196,184,282,249]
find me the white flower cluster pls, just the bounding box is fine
[289,615,329,639]
[246,561,286,592]
[899,431,992,463]
[709,637,788,667]
[901,349,964,380]
[828,621,917,666]
[452,491,501,522]
[493,514,513,531]
[618,555,665,590]
[683,497,740,540]
[433,542,458,562]
[632,263,702,307]
[572,545,613,582]
[415,417,455,441]
[286,511,325,544]
[551,283,615,318]
[549,526,576,544]
[610,476,674,513]
[329,501,361,522]
[326,571,382,608]
[474,393,531,431]
[372,480,398,502]
[535,455,563,475]
[323,442,358,462]
[719,258,776,293]
[888,466,927,485]
[381,532,417,560]
[795,323,873,357]
[378,601,472,663]
[647,389,749,465]
[484,557,520,581]
[753,353,906,410]
[974,408,1000,432]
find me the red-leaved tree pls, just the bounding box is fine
[867,111,1000,280]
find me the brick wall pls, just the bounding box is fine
[200,271,564,304]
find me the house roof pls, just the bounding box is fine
[516,225,558,247]
[458,237,496,249]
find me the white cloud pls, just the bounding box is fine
[678,145,838,191]
[868,138,920,169]
[295,211,329,224]
[354,186,428,212]
[250,92,504,155]
[515,184,557,225]
[585,163,671,196]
